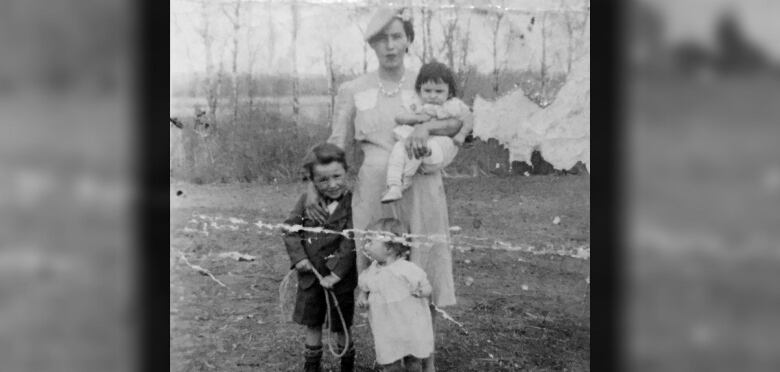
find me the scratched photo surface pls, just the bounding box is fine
[170,0,590,371]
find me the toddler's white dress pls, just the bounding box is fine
[358,259,434,365]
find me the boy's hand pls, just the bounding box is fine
[304,183,328,225]
[356,291,369,309]
[319,273,341,289]
[294,258,314,272]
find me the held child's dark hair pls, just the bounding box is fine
[301,142,348,181]
[368,218,412,259]
[414,61,458,99]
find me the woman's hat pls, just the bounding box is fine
[364,7,408,42]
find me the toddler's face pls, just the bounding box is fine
[311,161,346,200]
[419,80,449,105]
[363,238,390,263]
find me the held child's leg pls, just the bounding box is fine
[419,137,458,174]
[391,125,423,187]
[382,140,422,203]
[386,140,409,188]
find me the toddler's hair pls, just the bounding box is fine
[301,142,348,181]
[414,61,458,98]
[368,218,412,259]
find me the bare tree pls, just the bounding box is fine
[290,0,300,126]
[266,3,276,72]
[437,3,459,70]
[486,7,505,95]
[540,13,548,89]
[348,5,371,74]
[195,0,219,125]
[456,10,473,93]
[221,0,243,122]
[246,22,261,111]
[323,43,337,123]
[415,6,435,64]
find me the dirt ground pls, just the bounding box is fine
[170,175,590,371]
[626,78,780,370]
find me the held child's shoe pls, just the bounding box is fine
[303,344,323,372]
[381,186,403,204]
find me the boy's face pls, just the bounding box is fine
[311,161,346,200]
[363,238,390,263]
[419,80,449,105]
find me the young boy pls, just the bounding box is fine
[381,61,473,203]
[283,143,357,372]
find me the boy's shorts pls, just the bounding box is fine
[293,284,354,332]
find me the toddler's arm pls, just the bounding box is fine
[450,100,474,146]
[452,111,473,146]
[395,111,433,126]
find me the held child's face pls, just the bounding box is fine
[311,161,346,200]
[363,238,390,263]
[419,80,449,105]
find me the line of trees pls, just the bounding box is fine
[173,1,591,126]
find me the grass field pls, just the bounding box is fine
[170,175,590,371]
[626,77,780,370]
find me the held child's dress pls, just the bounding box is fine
[358,259,434,364]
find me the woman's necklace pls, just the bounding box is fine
[378,74,405,97]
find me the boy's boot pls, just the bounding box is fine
[338,342,355,372]
[303,344,322,372]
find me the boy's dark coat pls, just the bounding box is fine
[283,191,356,294]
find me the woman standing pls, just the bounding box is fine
[306,8,467,371]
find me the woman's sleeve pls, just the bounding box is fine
[327,81,356,151]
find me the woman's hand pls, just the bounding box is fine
[303,182,328,225]
[405,125,431,159]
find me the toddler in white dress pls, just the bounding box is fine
[357,218,434,371]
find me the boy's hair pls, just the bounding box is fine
[414,61,458,99]
[301,143,348,181]
[368,218,412,258]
